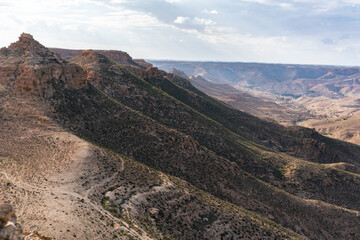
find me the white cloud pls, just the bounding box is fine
[2,0,360,65]
[278,3,293,8]
[336,46,347,52]
[241,0,295,9]
[193,17,216,25]
[174,16,189,24]
[342,0,360,5]
[203,9,218,14]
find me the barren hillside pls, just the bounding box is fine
[151,60,360,146]
[2,34,360,240]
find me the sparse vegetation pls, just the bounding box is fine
[1,33,360,240]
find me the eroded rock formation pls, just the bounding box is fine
[0,33,87,97]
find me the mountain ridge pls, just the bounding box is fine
[150,59,360,146]
[1,33,360,239]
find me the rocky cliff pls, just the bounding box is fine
[51,48,141,67]
[0,33,87,97]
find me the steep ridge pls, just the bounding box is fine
[172,71,360,166]
[0,34,307,240]
[118,58,360,209]
[151,60,360,147]
[139,63,360,209]
[65,50,360,238]
[128,61,360,167]
[75,52,360,167]
[2,34,360,239]
[169,68,313,125]
[49,63,360,240]
[72,51,360,167]
[51,48,142,68]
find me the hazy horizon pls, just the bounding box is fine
[2,0,360,66]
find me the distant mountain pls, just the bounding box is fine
[151,60,360,146]
[149,60,360,97]
[2,34,360,240]
[169,68,313,124]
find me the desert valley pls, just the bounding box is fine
[151,60,360,145]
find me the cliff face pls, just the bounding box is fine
[50,48,141,67]
[0,33,87,97]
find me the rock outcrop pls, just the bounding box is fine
[133,59,153,69]
[0,203,23,240]
[142,67,165,79]
[0,33,87,97]
[169,68,189,79]
[51,48,140,67]
[98,50,136,66]
[168,68,194,87]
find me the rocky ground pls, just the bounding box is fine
[2,33,360,240]
[0,93,302,239]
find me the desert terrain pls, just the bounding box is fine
[152,60,360,145]
[2,34,360,240]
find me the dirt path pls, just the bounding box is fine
[0,131,148,240]
[0,96,154,239]
[120,174,173,214]
[85,171,119,198]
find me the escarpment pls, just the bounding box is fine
[0,33,87,97]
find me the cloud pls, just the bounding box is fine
[278,3,293,9]
[240,0,294,9]
[174,16,189,24]
[342,0,360,5]
[2,0,360,65]
[336,46,347,52]
[193,17,216,25]
[203,9,218,14]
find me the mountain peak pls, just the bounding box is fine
[8,33,43,52]
[70,50,112,71]
[19,32,35,42]
[0,34,87,96]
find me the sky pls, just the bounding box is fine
[2,0,360,65]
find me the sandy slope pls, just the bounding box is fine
[0,93,152,239]
[296,96,360,144]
